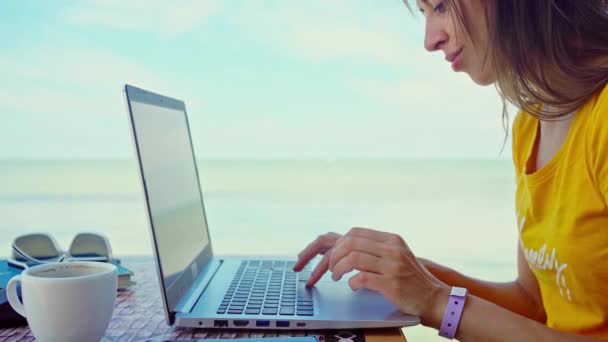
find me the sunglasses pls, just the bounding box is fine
[8,232,113,270]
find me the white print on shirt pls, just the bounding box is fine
[517,213,572,302]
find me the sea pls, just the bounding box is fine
[0,159,519,341]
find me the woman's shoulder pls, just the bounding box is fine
[592,82,608,116]
[584,82,608,201]
[512,110,535,137]
[582,82,608,147]
[511,111,536,173]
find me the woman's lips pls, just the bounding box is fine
[446,48,464,71]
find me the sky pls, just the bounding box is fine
[0,0,515,160]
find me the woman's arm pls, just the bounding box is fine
[418,245,546,322]
[327,227,605,342]
[424,289,599,342]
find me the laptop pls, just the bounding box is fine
[124,84,420,330]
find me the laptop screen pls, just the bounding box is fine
[125,85,213,314]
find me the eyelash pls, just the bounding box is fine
[433,1,447,14]
[419,1,447,16]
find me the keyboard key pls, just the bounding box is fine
[262,308,278,315]
[279,306,295,315]
[297,309,314,316]
[263,303,278,308]
[297,290,313,299]
[245,308,261,315]
[228,309,244,314]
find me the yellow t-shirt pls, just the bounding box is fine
[513,83,608,338]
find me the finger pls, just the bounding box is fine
[305,253,331,288]
[328,236,387,271]
[347,227,408,249]
[293,234,337,271]
[346,227,397,243]
[348,271,384,294]
[331,251,383,281]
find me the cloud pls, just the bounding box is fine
[64,0,221,36]
[0,45,189,159]
[222,1,515,133]
[0,46,167,116]
[2,1,513,159]
[226,1,422,66]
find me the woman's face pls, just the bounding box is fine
[417,0,496,85]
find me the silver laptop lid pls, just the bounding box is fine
[124,84,214,321]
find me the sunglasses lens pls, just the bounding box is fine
[13,234,62,261]
[69,233,111,261]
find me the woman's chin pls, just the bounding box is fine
[468,70,496,86]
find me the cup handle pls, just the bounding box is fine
[7,275,26,317]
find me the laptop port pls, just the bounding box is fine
[296,322,306,327]
[214,320,228,327]
[233,320,249,327]
[256,320,270,327]
[276,321,290,328]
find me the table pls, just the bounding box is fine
[0,257,407,342]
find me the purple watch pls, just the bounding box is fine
[438,287,468,339]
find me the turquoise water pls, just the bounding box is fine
[0,159,518,340]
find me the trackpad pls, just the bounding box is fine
[314,279,409,321]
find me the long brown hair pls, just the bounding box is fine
[409,0,608,125]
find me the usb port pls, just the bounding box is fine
[296,322,306,327]
[233,320,249,327]
[214,320,228,327]
[276,321,290,328]
[256,320,270,327]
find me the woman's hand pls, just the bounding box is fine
[293,232,342,287]
[327,227,450,319]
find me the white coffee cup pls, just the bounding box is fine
[7,261,117,342]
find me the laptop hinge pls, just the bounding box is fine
[174,258,223,314]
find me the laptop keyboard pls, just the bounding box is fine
[216,260,314,316]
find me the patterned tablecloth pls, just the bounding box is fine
[0,257,407,342]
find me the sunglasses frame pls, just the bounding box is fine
[9,232,113,270]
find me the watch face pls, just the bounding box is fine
[450,287,467,297]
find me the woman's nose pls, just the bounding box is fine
[424,20,448,52]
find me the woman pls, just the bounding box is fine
[293,1,608,340]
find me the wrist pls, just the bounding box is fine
[420,284,451,328]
